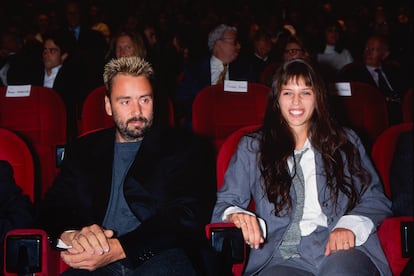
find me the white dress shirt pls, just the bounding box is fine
[317,45,354,71]
[43,65,62,88]
[210,55,228,85]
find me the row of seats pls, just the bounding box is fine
[0,82,412,204]
[1,81,412,275]
[192,81,412,156]
[2,121,412,275]
[0,85,174,202]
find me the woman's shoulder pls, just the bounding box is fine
[238,131,262,152]
[342,127,364,147]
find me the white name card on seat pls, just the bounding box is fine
[6,85,31,97]
[330,82,352,96]
[224,80,248,92]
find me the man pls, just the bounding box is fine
[337,35,410,125]
[36,56,216,275]
[60,0,107,94]
[32,31,81,140]
[176,24,256,129]
[0,30,23,86]
[247,28,275,82]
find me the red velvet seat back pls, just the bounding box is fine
[215,124,260,275]
[0,86,66,198]
[259,61,281,87]
[192,83,270,154]
[371,122,413,275]
[0,128,35,202]
[371,122,413,197]
[80,85,114,135]
[330,82,389,146]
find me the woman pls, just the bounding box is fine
[211,59,392,275]
[316,20,353,82]
[105,30,147,61]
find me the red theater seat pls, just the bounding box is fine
[192,83,270,155]
[0,85,66,198]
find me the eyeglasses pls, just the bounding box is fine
[220,37,240,46]
[284,48,303,55]
[43,47,60,54]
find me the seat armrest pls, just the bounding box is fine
[4,228,61,276]
[205,222,247,275]
[378,216,414,276]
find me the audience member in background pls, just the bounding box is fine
[390,130,413,216]
[0,29,23,86]
[248,28,275,82]
[59,0,107,96]
[0,160,34,272]
[141,22,162,74]
[261,34,312,87]
[159,28,191,99]
[337,35,410,125]
[31,32,82,140]
[36,57,217,274]
[25,11,51,44]
[105,30,147,61]
[87,2,111,44]
[281,35,313,62]
[211,58,392,275]
[316,19,353,82]
[176,24,255,129]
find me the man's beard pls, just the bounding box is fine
[116,115,153,141]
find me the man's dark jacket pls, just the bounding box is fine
[36,126,217,269]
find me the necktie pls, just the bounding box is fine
[375,68,392,96]
[279,149,308,259]
[217,63,228,84]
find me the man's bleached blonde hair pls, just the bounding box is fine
[103,56,154,97]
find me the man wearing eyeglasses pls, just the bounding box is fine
[176,24,256,129]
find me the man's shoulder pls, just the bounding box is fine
[67,127,115,151]
[144,126,215,157]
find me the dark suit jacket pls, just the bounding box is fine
[58,25,107,94]
[337,61,410,99]
[36,126,216,268]
[28,58,84,139]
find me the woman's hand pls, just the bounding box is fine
[227,213,264,249]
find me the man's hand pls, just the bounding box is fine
[60,224,114,255]
[61,237,126,271]
[324,227,356,256]
[227,213,264,249]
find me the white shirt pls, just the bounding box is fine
[43,65,62,88]
[223,139,374,246]
[210,55,228,85]
[317,45,354,71]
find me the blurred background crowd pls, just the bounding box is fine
[0,0,412,137]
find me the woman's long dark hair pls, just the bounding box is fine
[259,59,371,216]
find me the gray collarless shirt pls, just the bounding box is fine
[103,140,141,236]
